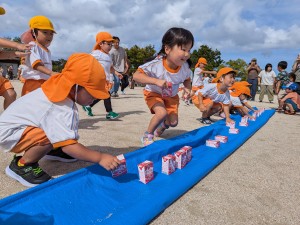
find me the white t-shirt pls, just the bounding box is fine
[138,57,191,97]
[258,70,276,85]
[196,83,231,105]
[90,50,112,81]
[22,41,52,80]
[0,88,79,152]
[18,64,29,76]
[192,68,203,87]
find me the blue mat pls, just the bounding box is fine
[0,109,275,225]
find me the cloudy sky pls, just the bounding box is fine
[1,0,300,71]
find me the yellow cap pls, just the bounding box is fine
[29,15,56,33]
[0,7,5,15]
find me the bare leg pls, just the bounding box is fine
[20,144,53,164]
[2,89,16,109]
[147,103,167,134]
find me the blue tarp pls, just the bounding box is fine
[0,109,275,225]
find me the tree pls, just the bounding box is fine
[225,58,248,80]
[190,45,224,71]
[126,45,156,74]
[52,58,67,72]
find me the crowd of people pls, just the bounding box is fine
[0,9,299,187]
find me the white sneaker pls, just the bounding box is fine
[121,91,126,95]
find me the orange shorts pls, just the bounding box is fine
[144,90,179,115]
[105,81,113,91]
[21,79,46,96]
[0,76,14,96]
[192,93,222,110]
[11,127,51,153]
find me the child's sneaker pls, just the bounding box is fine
[106,111,120,119]
[83,106,94,116]
[154,122,168,137]
[141,132,154,146]
[43,148,78,162]
[5,155,51,187]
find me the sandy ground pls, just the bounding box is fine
[0,80,299,225]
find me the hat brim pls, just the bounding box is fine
[0,7,5,15]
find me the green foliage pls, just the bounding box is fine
[52,58,67,72]
[224,58,248,80]
[126,45,156,74]
[190,45,224,71]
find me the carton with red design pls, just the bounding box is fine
[180,146,192,162]
[111,154,127,177]
[162,82,173,97]
[138,160,154,184]
[162,154,176,175]
[174,149,187,169]
[215,135,228,143]
[229,128,239,134]
[226,121,235,128]
[206,139,220,148]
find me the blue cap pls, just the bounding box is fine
[285,83,299,91]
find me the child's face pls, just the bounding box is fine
[76,87,96,106]
[285,88,292,93]
[220,73,235,87]
[199,63,205,69]
[100,41,113,54]
[165,42,192,69]
[36,29,54,47]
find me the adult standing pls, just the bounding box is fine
[109,36,127,97]
[258,63,276,103]
[246,58,261,101]
[120,57,130,94]
[291,53,300,86]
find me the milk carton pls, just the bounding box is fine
[162,82,172,97]
[229,128,239,134]
[162,154,176,175]
[138,160,154,184]
[111,154,127,177]
[215,135,228,143]
[174,149,187,169]
[226,121,235,128]
[180,146,192,162]
[206,139,220,148]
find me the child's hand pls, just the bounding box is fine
[15,51,30,57]
[155,79,167,88]
[16,43,32,51]
[98,153,121,171]
[226,118,234,124]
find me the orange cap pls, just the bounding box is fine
[212,67,236,83]
[0,7,6,15]
[195,57,207,68]
[231,85,251,97]
[42,53,109,102]
[93,32,114,50]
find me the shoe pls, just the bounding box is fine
[275,108,283,113]
[82,106,87,111]
[106,111,119,119]
[121,91,126,95]
[84,106,94,116]
[184,99,190,106]
[5,155,51,187]
[43,148,78,162]
[141,133,154,146]
[259,100,262,102]
[269,101,273,103]
[154,122,168,137]
[200,117,212,124]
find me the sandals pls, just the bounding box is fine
[275,108,283,112]
[284,110,296,115]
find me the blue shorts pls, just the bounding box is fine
[285,99,300,112]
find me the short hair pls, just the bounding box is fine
[112,36,120,41]
[289,72,296,82]
[278,61,287,69]
[265,63,272,71]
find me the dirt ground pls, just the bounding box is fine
[0,80,299,225]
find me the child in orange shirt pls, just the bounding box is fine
[0,53,121,187]
[133,27,193,146]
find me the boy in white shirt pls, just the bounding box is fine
[192,67,235,124]
[0,53,121,187]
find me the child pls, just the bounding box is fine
[0,76,17,110]
[192,67,235,124]
[20,15,57,96]
[133,27,193,146]
[229,82,256,118]
[277,83,300,114]
[0,53,121,187]
[191,57,216,97]
[275,61,289,95]
[82,31,121,119]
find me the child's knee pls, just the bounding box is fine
[169,120,178,127]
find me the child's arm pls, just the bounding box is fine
[133,70,166,88]
[202,70,217,75]
[223,105,234,124]
[110,66,123,79]
[183,78,192,99]
[197,93,207,112]
[62,143,120,170]
[0,38,32,51]
[34,63,57,76]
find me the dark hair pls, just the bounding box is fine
[278,61,287,69]
[265,63,272,71]
[289,72,296,82]
[31,28,39,40]
[112,36,120,41]
[158,27,194,55]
